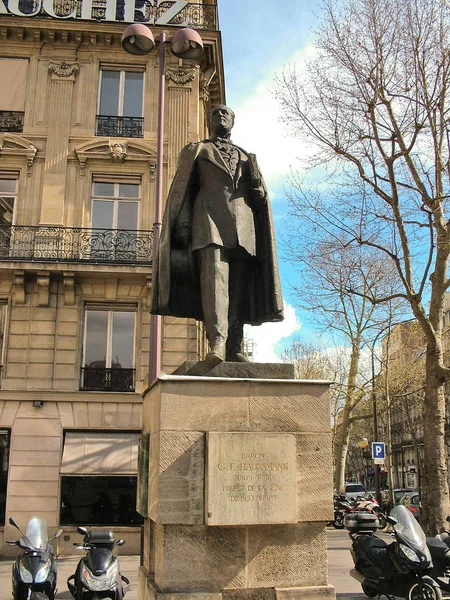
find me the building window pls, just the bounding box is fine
[96,70,144,138]
[61,476,143,525]
[0,430,10,524]
[81,308,136,392]
[60,431,142,526]
[0,177,17,259]
[0,59,27,132]
[90,180,140,261]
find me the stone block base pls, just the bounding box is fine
[139,568,335,600]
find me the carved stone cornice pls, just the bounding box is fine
[48,61,80,80]
[73,138,156,178]
[165,68,196,88]
[200,66,216,103]
[0,133,37,176]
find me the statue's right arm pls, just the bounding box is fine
[172,143,198,247]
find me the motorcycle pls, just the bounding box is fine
[331,493,386,530]
[355,493,387,529]
[346,504,442,600]
[67,526,130,599]
[331,494,354,529]
[424,516,450,595]
[7,516,63,600]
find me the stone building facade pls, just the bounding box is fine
[0,0,224,555]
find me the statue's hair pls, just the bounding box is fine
[207,104,235,130]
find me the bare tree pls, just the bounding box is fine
[276,0,450,533]
[284,231,398,492]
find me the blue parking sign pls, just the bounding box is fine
[372,442,385,460]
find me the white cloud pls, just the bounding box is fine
[244,303,301,363]
[231,44,317,186]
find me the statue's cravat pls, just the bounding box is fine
[213,137,239,177]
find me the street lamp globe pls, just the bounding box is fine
[171,28,204,58]
[121,23,155,55]
[357,437,369,450]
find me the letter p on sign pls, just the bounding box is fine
[372,442,385,460]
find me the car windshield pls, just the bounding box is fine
[394,490,412,502]
[22,517,49,551]
[346,484,365,493]
[391,505,427,552]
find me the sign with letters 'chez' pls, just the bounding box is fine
[0,0,194,25]
[206,432,298,526]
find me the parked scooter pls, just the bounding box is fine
[7,516,62,600]
[354,493,387,529]
[425,516,450,595]
[67,527,130,599]
[332,494,353,529]
[346,505,442,600]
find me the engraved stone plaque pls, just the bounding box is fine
[206,432,297,525]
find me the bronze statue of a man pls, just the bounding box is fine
[151,105,284,363]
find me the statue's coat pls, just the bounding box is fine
[150,140,284,325]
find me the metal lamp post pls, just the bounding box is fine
[121,23,204,384]
[357,437,369,488]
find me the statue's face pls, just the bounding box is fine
[209,105,234,135]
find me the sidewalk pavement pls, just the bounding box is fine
[0,528,366,600]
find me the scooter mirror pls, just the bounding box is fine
[446,515,450,522]
[53,528,64,539]
[116,539,126,547]
[387,515,398,526]
[9,517,20,530]
[77,526,88,536]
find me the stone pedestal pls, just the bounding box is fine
[138,374,335,600]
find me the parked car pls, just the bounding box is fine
[400,492,421,521]
[344,482,366,500]
[380,488,415,513]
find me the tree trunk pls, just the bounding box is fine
[334,418,350,494]
[421,349,449,535]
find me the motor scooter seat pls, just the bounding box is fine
[356,536,392,568]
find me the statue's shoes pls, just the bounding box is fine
[205,349,225,365]
[226,352,250,363]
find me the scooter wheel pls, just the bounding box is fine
[362,581,378,597]
[408,577,442,600]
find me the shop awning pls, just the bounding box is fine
[61,432,139,475]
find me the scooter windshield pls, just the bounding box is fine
[23,516,49,551]
[390,504,427,552]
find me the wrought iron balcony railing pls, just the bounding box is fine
[0,111,24,133]
[96,116,144,138]
[80,367,136,392]
[2,0,218,30]
[0,225,153,265]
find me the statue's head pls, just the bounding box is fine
[208,104,235,136]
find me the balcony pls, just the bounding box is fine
[0,111,24,133]
[0,225,153,265]
[5,0,218,30]
[80,367,136,392]
[96,116,144,138]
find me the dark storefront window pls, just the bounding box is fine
[0,430,10,524]
[60,476,143,526]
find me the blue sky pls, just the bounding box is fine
[217,0,320,360]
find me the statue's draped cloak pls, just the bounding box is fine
[150,141,284,325]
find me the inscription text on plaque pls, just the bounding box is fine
[206,432,297,525]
